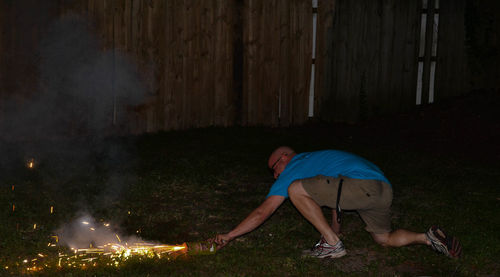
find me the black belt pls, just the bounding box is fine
[336,179,343,224]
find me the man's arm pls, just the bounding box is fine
[214,195,285,248]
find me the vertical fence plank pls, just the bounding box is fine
[242,0,257,125]
[280,0,311,126]
[214,0,236,126]
[0,0,7,121]
[200,1,215,127]
[172,0,187,129]
[314,0,335,120]
[259,0,280,125]
[377,0,395,116]
[278,0,291,126]
[294,0,312,125]
[364,0,381,119]
[436,0,469,100]
[325,0,359,122]
[183,0,196,128]
[401,0,420,109]
[159,0,174,130]
[0,0,6,103]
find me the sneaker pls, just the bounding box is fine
[425,226,462,258]
[302,237,347,258]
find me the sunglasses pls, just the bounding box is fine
[268,156,282,175]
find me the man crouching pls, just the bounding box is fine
[213,146,462,259]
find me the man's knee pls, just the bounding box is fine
[371,232,390,247]
[288,180,304,197]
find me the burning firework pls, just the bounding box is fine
[17,239,217,273]
[20,241,188,273]
[3,216,217,274]
[9,214,215,273]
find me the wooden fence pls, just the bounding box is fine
[61,0,320,132]
[0,0,471,135]
[316,0,422,122]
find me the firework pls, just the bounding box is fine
[18,241,188,273]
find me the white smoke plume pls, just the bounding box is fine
[56,212,144,249]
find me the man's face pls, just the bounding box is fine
[269,153,287,179]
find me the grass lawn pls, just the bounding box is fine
[1,92,499,276]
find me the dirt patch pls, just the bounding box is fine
[321,248,431,275]
[324,248,380,273]
[392,260,429,275]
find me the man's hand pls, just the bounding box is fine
[210,196,285,250]
[211,233,233,250]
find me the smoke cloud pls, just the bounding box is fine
[56,212,144,249]
[0,13,148,243]
[1,13,146,140]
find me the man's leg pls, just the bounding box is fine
[331,209,341,235]
[371,228,462,258]
[371,230,429,247]
[288,180,340,245]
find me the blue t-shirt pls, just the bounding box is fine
[267,150,390,198]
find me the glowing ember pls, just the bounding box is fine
[27,159,35,169]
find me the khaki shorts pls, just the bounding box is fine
[301,175,393,234]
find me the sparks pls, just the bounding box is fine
[16,242,187,273]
